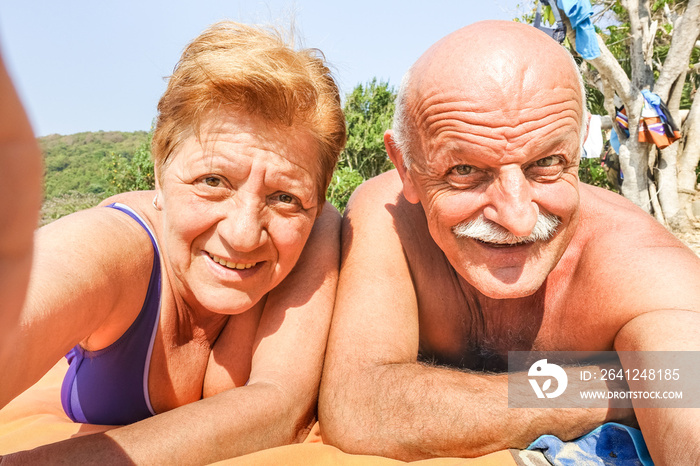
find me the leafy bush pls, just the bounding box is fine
[327,79,397,212]
[579,157,619,192]
[104,135,155,195]
[327,167,365,212]
[340,79,396,179]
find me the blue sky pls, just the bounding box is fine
[0,1,525,136]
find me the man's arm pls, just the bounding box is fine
[3,203,340,464]
[319,172,617,461]
[583,214,700,465]
[615,308,700,464]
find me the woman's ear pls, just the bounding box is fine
[152,165,163,210]
[384,130,420,204]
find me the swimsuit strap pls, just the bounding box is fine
[60,203,162,424]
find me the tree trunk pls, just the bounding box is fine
[678,86,700,221]
[652,0,700,224]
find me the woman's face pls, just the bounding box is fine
[157,111,320,315]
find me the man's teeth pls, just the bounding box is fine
[209,254,255,270]
[478,239,528,247]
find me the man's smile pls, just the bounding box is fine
[474,239,534,249]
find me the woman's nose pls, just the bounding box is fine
[218,196,268,252]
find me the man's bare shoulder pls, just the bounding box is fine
[345,170,425,230]
[573,183,700,314]
[346,170,403,212]
[344,170,437,261]
[578,184,693,253]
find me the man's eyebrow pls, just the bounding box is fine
[530,131,580,156]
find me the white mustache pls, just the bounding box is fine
[452,213,561,245]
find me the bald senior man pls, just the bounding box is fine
[319,20,700,464]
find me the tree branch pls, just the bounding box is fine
[655,0,700,101]
[624,0,655,91]
[565,21,633,103]
[678,86,700,194]
[667,70,687,123]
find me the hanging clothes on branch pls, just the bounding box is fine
[608,91,681,154]
[638,90,681,149]
[609,106,628,155]
[582,114,604,158]
[556,0,601,59]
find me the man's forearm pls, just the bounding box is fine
[322,361,621,461]
[636,407,700,465]
[3,382,312,465]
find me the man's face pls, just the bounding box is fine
[401,78,583,299]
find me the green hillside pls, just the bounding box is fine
[40,130,149,198]
[39,130,152,225]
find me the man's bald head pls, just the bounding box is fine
[392,20,586,168]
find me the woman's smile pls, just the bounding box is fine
[203,251,265,282]
[207,252,259,270]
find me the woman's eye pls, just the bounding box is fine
[535,156,559,167]
[204,176,221,187]
[451,164,474,176]
[273,193,298,205]
[270,192,302,210]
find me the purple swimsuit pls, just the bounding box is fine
[61,203,161,425]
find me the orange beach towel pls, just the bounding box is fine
[0,360,521,465]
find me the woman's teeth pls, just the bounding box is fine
[208,253,255,270]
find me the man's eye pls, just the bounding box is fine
[451,165,474,176]
[535,156,559,167]
[204,176,221,187]
[278,193,294,204]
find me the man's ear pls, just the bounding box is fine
[384,130,420,204]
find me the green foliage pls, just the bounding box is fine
[104,134,155,195]
[39,191,103,226]
[578,157,618,191]
[340,79,396,179]
[326,167,365,212]
[327,79,397,212]
[41,130,149,199]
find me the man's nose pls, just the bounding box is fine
[219,195,267,253]
[482,167,539,237]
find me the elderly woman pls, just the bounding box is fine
[0,21,345,463]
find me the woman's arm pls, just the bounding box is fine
[0,207,154,408]
[3,202,341,464]
[0,51,43,353]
